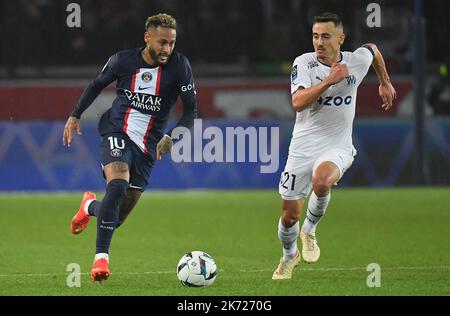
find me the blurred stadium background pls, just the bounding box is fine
[0,0,448,190]
[1,0,450,296]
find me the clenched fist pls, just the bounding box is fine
[156,134,173,160]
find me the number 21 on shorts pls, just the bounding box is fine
[280,172,296,191]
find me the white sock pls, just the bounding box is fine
[94,253,109,262]
[83,199,95,215]
[278,218,299,261]
[302,191,330,234]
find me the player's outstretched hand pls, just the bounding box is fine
[379,82,396,111]
[325,63,349,85]
[156,134,173,160]
[63,116,82,147]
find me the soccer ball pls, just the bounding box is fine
[176,251,217,287]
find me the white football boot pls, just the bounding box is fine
[272,250,301,280]
[300,231,320,263]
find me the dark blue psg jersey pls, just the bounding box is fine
[71,47,198,158]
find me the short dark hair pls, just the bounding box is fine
[145,13,176,31]
[313,12,343,29]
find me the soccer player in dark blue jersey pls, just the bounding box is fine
[62,13,197,282]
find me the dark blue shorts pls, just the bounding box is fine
[100,132,154,191]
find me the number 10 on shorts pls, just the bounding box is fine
[108,136,125,150]
[280,172,296,191]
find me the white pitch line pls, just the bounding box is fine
[1,266,449,278]
[240,266,450,273]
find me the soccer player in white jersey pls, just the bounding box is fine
[272,12,396,280]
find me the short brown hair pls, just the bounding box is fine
[314,12,343,29]
[145,13,176,31]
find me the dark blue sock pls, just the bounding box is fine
[96,179,128,254]
[88,201,101,217]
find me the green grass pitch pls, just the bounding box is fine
[0,188,449,296]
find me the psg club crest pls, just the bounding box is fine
[110,149,122,157]
[141,72,152,82]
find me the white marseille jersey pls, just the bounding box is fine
[289,47,373,158]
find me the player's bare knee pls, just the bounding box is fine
[281,207,300,227]
[280,199,302,226]
[281,212,299,227]
[312,179,331,197]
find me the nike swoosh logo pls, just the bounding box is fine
[316,76,323,81]
[101,220,114,224]
[138,86,151,91]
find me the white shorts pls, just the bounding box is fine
[279,148,356,200]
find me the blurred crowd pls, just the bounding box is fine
[0,0,448,76]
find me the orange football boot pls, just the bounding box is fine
[70,191,96,234]
[91,258,110,283]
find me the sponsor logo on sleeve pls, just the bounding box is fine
[291,65,298,81]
